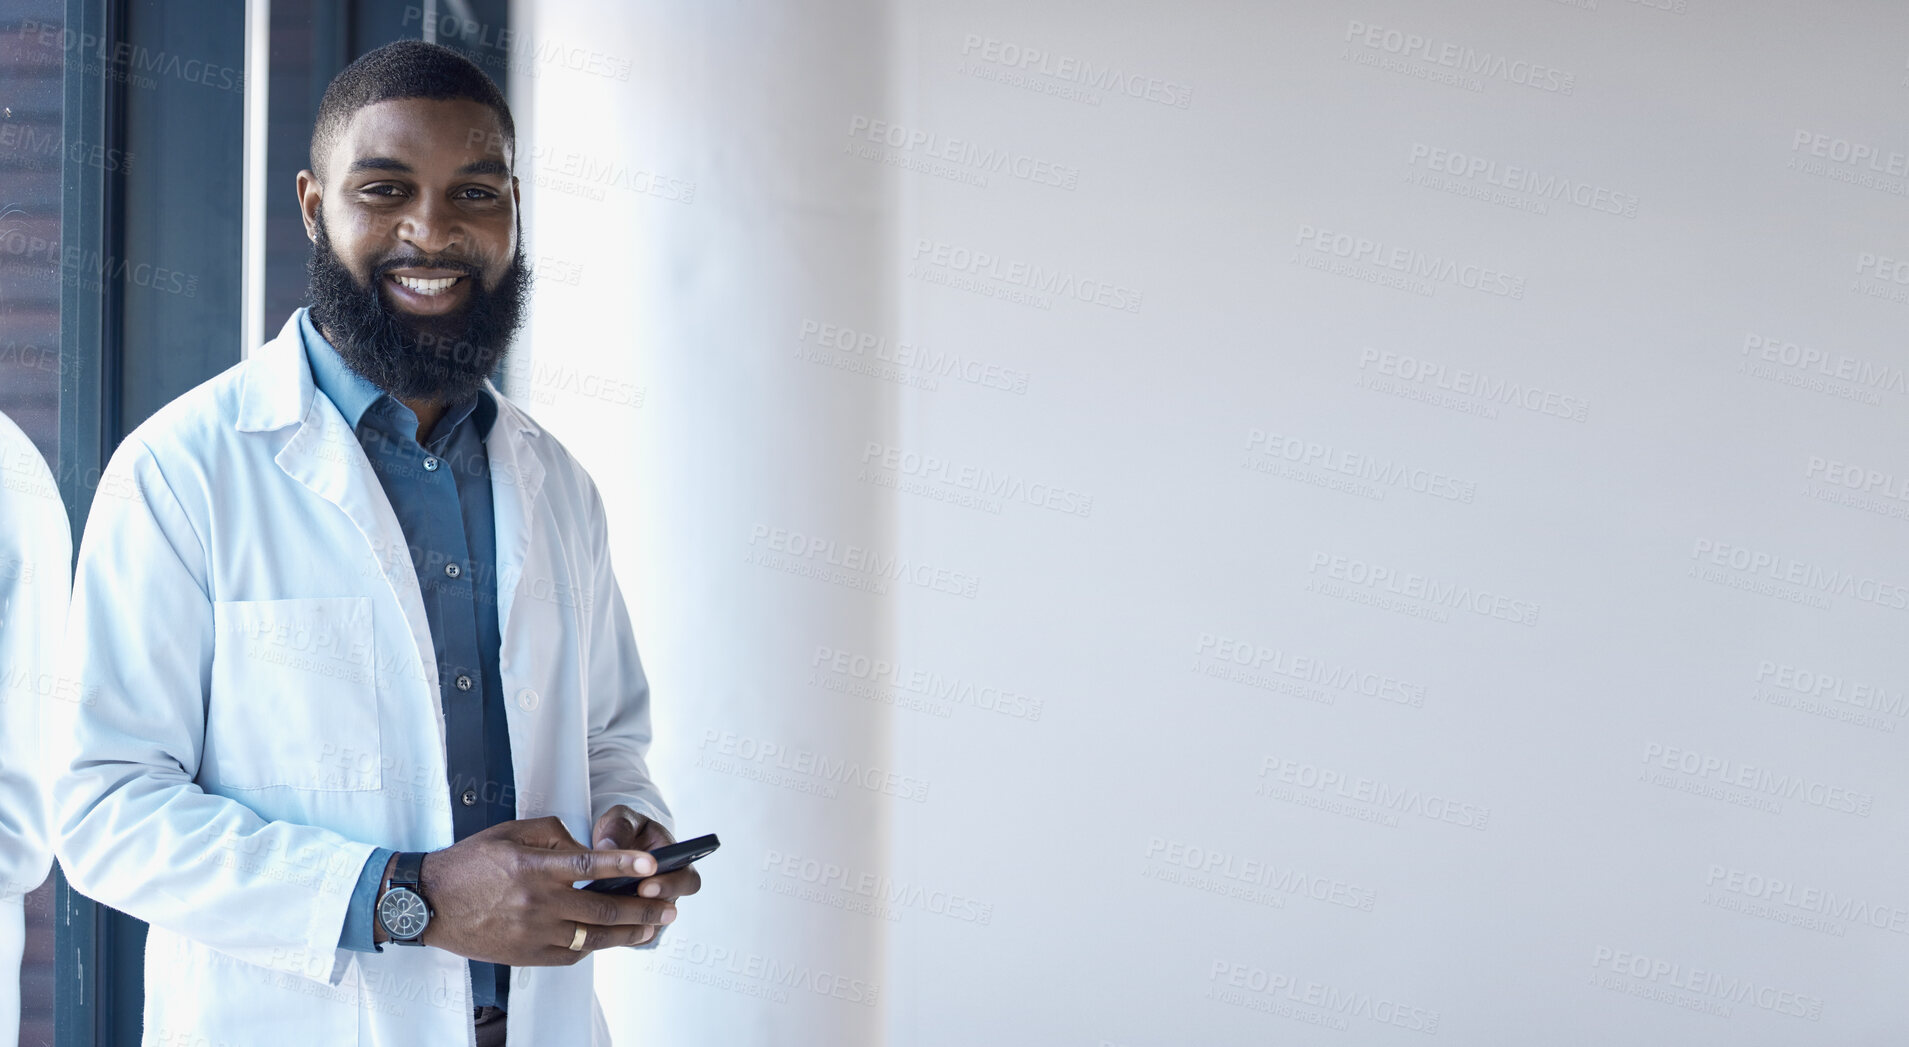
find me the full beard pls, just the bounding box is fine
[305,212,530,403]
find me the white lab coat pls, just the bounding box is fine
[0,409,65,1044]
[51,313,674,1046]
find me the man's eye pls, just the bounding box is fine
[361,185,403,197]
[459,188,498,200]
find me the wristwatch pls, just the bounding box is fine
[376,851,433,947]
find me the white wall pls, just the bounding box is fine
[507,1,1909,1043]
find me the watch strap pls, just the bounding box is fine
[390,850,426,891]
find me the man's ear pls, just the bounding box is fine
[295,169,322,244]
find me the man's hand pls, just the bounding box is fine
[591,805,703,945]
[403,816,671,965]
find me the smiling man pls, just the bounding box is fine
[52,41,694,1047]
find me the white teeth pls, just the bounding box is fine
[393,275,458,295]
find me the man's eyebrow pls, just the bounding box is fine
[346,156,412,174]
[342,156,509,177]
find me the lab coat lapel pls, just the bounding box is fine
[240,316,443,724]
[485,388,547,653]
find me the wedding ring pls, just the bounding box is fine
[569,923,588,952]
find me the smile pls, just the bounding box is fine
[389,274,462,295]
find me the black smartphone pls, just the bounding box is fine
[583,833,720,895]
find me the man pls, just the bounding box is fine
[0,410,63,1044]
[52,41,697,1046]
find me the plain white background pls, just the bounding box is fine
[498,1,1909,1042]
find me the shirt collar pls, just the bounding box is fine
[297,307,496,444]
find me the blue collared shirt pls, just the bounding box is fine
[300,309,518,1010]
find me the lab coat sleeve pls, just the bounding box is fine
[578,476,674,840]
[50,440,375,986]
[0,425,64,901]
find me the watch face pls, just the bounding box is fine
[378,887,431,940]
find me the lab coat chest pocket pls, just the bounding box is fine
[206,596,382,791]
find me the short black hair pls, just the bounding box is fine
[310,40,514,178]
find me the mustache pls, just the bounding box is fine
[370,255,485,280]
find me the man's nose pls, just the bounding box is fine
[395,197,462,256]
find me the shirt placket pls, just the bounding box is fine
[408,433,490,843]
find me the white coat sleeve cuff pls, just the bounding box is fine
[592,793,675,841]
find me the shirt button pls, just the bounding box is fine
[445,562,462,578]
[455,674,473,692]
[461,790,478,806]
[423,457,440,472]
